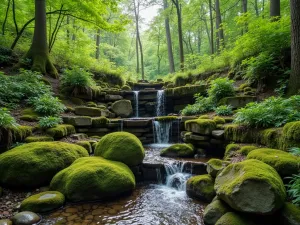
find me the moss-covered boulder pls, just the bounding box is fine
[215,212,252,225]
[237,145,259,156]
[160,144,194,158]
[280,203,300,225]
[203,199,231,225]
[46,124,75,139]
[95,132,145,166]
[207,159,229,177]
[215,159,286,214]
[213,116,226,125]
[20,108,39,122]
[111,100,133,118]
[186,174,216,202]
[0,142,88,188]
[50,157,135,202]
[25,136,54,143]
[224,144,240,159]
[76,141,92,154]
[247,148,300,177]
[63,116,92,127]
[92,116,109,127]
[281,121,300,150]
[20,191,65,213]
[185,119,216,135]
[74,106,102,117]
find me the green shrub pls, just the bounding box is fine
[286,174,300,206]
[208,78,235,104]
[289,147,300,157]
[215,105,233,116]
[0,108,17,128]
[181,95,214,116]
[234,96,300,128]
[39,116,63,128]
[60,67,97,97]
[30,94,66,116]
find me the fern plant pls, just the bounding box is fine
[286,174,300,206]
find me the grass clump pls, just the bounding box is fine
[30,94,66,116]
[39,116,63,129]
[215,105,233,116]
[208,78,235,104]
[286,175,300,206]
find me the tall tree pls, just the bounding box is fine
[270,0,280,18]
[171,0,184,70]
[25,0,58,77]
[215,0,224,51]
[95,29,101,59]
[163,0,175,73]
[208,0,214,55]
[287,0,300,95]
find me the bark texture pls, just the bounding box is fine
[270,0,280,18]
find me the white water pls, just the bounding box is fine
[153,120,172,144]
[156,90,166,116]
[133,91,139,118]
[164,161,191,191]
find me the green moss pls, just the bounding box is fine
[204,199,231,225]
[215,212,251,225]
[243,87,252,92]
[46,124,75,139]
[160,144,194,158]
[281,121,300,150]
[224,124,258,143]
[75,106,102,117]
[207,159,229,177]
[215,159,286,214]
[247,148,300,177]
[259,128,282,149]
[199,115,210,119]
[121,85,131,91]
[0,142,88,188]
[238,145,259,156]
[95,132,145,167]
[87,102,97,107]
[25,136,54,143]
[69,97,84,105]
[65,106,75,113]
[20,108,39,122]
[50,157,135,202]
[11,125,33,142]
[20,191,65,213]
[155,116,178,122]
[238,83,250,91]
[92,116,109,127]
[76,141,92,154]
[224,117,234,123]
[165,85,206,97]
[185,119,217,135]
[224,144,241,159]
[214,116,226,125]
[186,174,216,202]
[281,202,300,225]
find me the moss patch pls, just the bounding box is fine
[155,116,178,122]
[247,148,300,177]
[46,124,75,139]
[25,136,54,143]
[224,124,258,143]
[50,157,135,202]
[281,121,300,150]
[214,116,226,125]
[76,141,92,154]
[215,212,251,225]
[95,132,145,166]
[92,117,109,127]
[199,115,210,119]
[260,128,282,149]
[165,85,206,97]
[185,119,217,135]
[237,145,259,156]
[204,199,231,225]
[280,202,300,225]
[160,144,194,158]
[20,108,39,122]
[20,191,65,213]
[207,159,229,177]
[224,144,241,159]
[0,142,88,188]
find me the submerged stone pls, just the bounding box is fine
[160,143,195,158]
[12,211,40,225]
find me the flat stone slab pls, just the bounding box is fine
[70,133,88,140]
[212,130,225,139]
[123,128,151,133]
[63,116,92,127]
[123,120,151,127]
[105,95,123,101]
[190,134,210,141]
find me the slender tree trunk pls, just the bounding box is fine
[270,0,280,18]
[157,28,161,74]
[72,19,76,41]
[287,0,300,95]
[177,2,184,70]
[95,29,101,59]
[25,0,57,78]
[12,0,19,35]
[197,27,201,54]
[254,0,259,16]
[208,0,214,55]
[66,16,70,43]
[163,0,175,73]
[2,0,11,35]
[215,0,224,52]
[135,32,139,74]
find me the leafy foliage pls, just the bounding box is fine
[39,116,63,128]
[286,174,300,206]
[0,108,17,128]
[181,95,214,116]
[234,96,300,128]
[208,78,235,103]
[289,147,300,157]
[215,105,233,116]
[30,95,66,116]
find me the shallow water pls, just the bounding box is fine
[42,184,205,225]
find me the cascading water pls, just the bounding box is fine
[133,91,139,118]
[164,161,190,191]
[153,120,172,144]
[156,90,165,116]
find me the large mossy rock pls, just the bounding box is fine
[74,106,102,117]
[186,174,216,202]
[50,157,135,202]
[160,143,194,158]
[46,124,75,139]
[203,199,231,225]
[111,100,133,118]
[215,212,252,225]
[20,191,65,213]
[207,159,229,178]
[185,119,217,135]
[280,203,300,225]
[215,159,286,215]
[247,148,300,177]
[94,132,145,166]
[0,142,88,188]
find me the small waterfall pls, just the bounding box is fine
[156,90,166,116]
[133,91,139,118]
[164,161,190,191]
[153,120,172,144]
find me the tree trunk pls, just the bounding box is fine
[197,27,201,54]
[66,16,70,44]
[270,0,280,18]
[254,0,259,16]
[2,0,11,35]
[25,0,57,78]
[215,0,224,52]
[135,33,139,74]
[287,0,300,95]
[95,29,100,59]
[208,0,214,55]
[163,0,175,73]
[12,0,19,35]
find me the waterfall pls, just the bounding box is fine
[164,161,190,191]
[156,90,166,116]
[133,91,139,118]
[153,120,172,144]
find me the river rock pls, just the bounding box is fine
[111,100,133,118]
[215,212,252,225]
[0,220,12,225]
[185,119,216,135]
[203,199,231,225]
[207,159,229,178]
[215,159,286,215]
[280,203,300,225]
[12,211,41,225]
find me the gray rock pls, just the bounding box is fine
[203,200,231,225]
[63,116,92,127]
[105,95,123,101]
[12,211,40,225]
[0,220,12,225]
[74,107,102,117]
[190,134,210,141]
[111,100,133,118]
[212,130,225,139]
[70,133,88,140]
